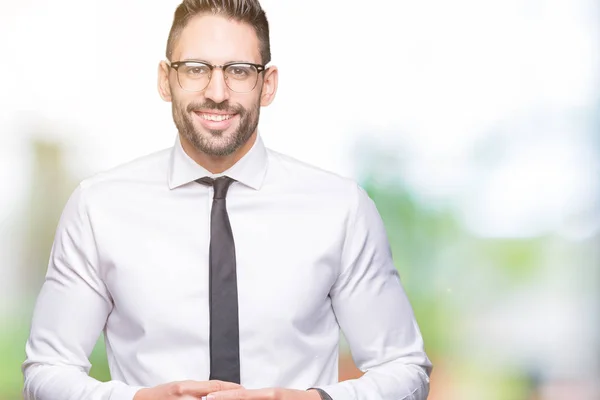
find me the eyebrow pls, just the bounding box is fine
[178,58,258,64]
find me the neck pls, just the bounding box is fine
[180,132,257,174]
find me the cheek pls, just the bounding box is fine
[170,96,182,115]
[169,78,192,105]
[171,92,192,114]
[242,94,262,113]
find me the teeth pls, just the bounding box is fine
[200,113,233,122]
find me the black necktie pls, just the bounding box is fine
[196,176,240,383]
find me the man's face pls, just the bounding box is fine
[166,15,265,157]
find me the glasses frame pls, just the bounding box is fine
[166,60,267,93]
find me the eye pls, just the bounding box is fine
[226,65,253,79]
[182,64,210,77]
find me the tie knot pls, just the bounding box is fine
[197,176,235,199]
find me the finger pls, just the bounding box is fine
[207,388,278,400]
[174,380,243,397]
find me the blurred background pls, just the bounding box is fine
[1,0,598,399]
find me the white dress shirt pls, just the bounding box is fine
[23,134,432,400]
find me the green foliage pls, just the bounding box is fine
[475,239,545,282]
[89,337,111,382]
[362,179,462,358]
[0,324,28,400]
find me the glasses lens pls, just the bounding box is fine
[177,62,211,92]
[224,64,259,93]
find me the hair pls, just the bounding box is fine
[166,0,271,65]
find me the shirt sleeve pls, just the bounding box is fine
[22,184,144,400]
[317,183,433,400]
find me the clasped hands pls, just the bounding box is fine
[133,380,322,400]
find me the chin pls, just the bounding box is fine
[196,135,240,156]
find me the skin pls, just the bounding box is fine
[135,13,320,400]
[157,14,278,174]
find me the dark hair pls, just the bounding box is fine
[166,0,271,64]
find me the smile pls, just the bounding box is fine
[197,113,235,122]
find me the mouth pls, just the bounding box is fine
[193,111,238,130]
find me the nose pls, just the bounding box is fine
[203,68,230,104]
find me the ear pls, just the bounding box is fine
[158,61,173,102]
[260,65,278,107]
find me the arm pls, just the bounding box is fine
[316,184,433,400]
[22,185,245,400]
[22,185,143,400]
[197,184,432,400]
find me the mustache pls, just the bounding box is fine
[186,100,244,115]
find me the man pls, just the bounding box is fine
[22,1,432,399]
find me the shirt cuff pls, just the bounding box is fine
[312,382,356,400]
[308,387,334,400]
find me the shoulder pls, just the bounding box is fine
[266,148,361,194]
[72,146,172,206]
[264,147,375,214]
[81,147,171,188]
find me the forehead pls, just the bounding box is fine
[172,14,261,64]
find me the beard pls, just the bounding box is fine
[172,96,260,157]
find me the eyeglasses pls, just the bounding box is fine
[166,60,266,93]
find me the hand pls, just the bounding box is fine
[206,388,321,400]
[133,380,243,400]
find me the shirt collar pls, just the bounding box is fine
[167,133,268,191]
